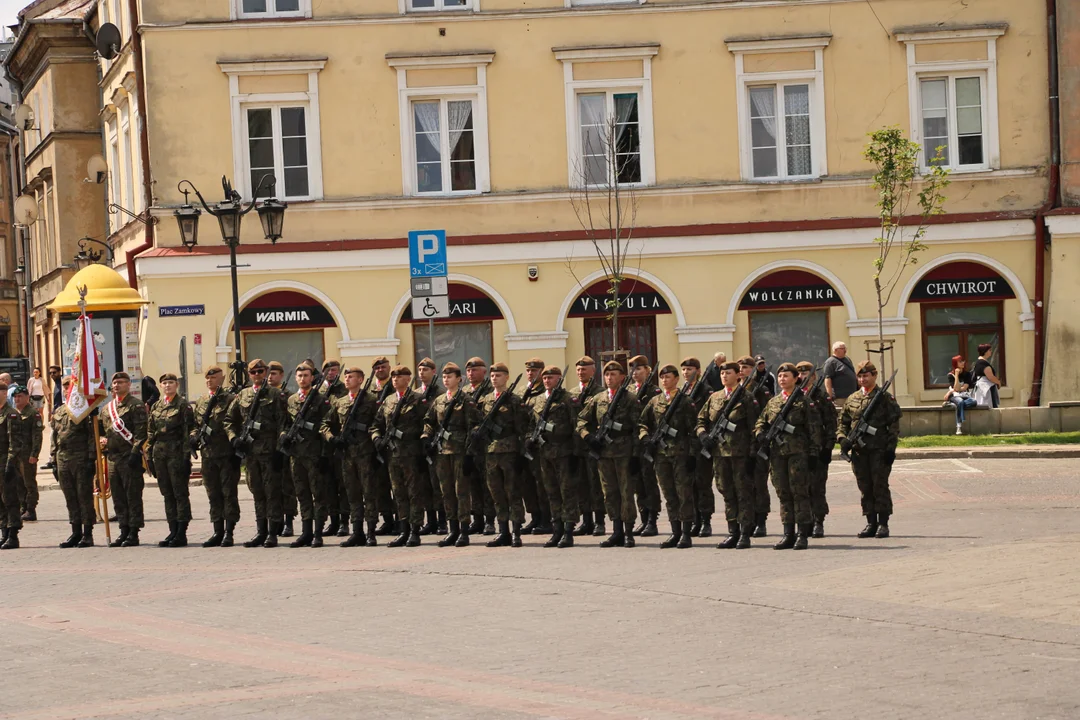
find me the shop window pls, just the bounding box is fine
[749,309,830,369]
[922,302,1003,388]
[584,316,657,364]
[413,322,493,371]
[244,330,325,387]
[411,98,477,194]
[245,106,311,200]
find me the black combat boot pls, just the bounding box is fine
[483,514,496,535]
[77,524,94,548]
[280,515,295,537]
[420,509,438,536]
[365,520,378,547]
[690,512,702,537]
[468,514,484,535]
[291,519,315,548]
[753,513,768,538]
[110,526,129,548]
[486,520,511,547]
[592,512,606,537]
[736,523,753,549]
[159,520,178,547]
[521,513,539,535]
[511,521,523,548]
[376,513,396,535]
[406,524,422,547]
[600,519,624,548]
[311,522,324,548]
[387,520,410,548]
[641,511,658,537]
[812,519,825,538]
[0,528,18,549]
[0,528,8,545]
[60,523,82,548]
[773,523,796,550]
[21,509,36,522]
[244,520,268,548]
[203,520,225,548]
[436,509,448,535]
[263,521,281,548]
[699,514,713,538]
[337,518,350,537]
[341,519,363,547]
[716,522,740,549]
[793,524,811,550]
[438,520,460,547]
[558,522,575,548]
[221,521,236,547]
[535,510,552,534]
[875,514,890,538]
[858,513,878,538]
[545,520,564,548]
[660,520,681,549]
[574,513,594,536]
[676,521,693,549]
[169,522,188,548]
[623,524,635,548]
[122,528,141,547]
[633,513,647,535]
[323,514,340,537]
[455,525,470,547]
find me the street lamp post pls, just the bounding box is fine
[173,175,287,391]
[72,237,115,271]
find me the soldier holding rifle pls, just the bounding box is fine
[190,366,239,547]
[321,366,378,547]
[422,362,479,548]
[372,365,428,548]
[639,364,697,549]
[523,365,577,549]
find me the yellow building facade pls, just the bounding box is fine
[134,0,1054,405]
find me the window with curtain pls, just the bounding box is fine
[919,74,985,169]
[408,0,470,9]
[748,82,813,179]
[576,91,641,187]
[239,0,304,17]
[922,302,1003,387]
[246,105,311,200]
[411,98,477,194]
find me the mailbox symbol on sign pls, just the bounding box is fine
[408,230,448,278]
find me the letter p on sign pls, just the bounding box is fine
[409,229,448,278]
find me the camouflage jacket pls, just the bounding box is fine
[567,377,601,456]
[50,404,96,462]
[578,386,638,458]
[838,386,902,452]
[372,389,426,457]
[284,387,327,459]
[475,388,528,455]
[695,385,760,458]
[0,403,13,459]
[224,384,286,456]
[754,390,823,457]
[525,387,576,459]
[100,394,147,457]
[808,384,839,447]
[190,389,236,460]
[639,389,697,458]
[422,389,480,455]
[148,394,195,456]
[8,402,43,461]
[321,390,378,457]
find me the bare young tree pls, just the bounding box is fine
[567,103,641,357]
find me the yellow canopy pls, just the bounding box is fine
[47,264,146,313]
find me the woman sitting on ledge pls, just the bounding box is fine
[944,355,977,435]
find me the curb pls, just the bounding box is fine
[891,447,1080,459]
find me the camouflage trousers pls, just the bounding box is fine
[652,454,694,524]
[388,455,428,526]
[810,458,831,521]
[691,448,715,517]
[245,452,282,523]
[715,455,756,528]
[292,454,331,524]
[374,462,394,517]
[336,458,350,519]
[108,455,146,529]
[13,456,37,512]
[852,450,894,516]
[635,452,661,516]
[321,456,348,520]
[153,447,192,524]
[485,452,524,524]
[753,454,771,515]
[467,455,494,519]
[539,453,578,524]
[202,455,241,524]
[58,454,96,526]
[519,461,549,517]
[0,462,22,530]
[436,454,470,525]
[769,453,813,526]
[279,456,297,519]
[342,451,377,525]
[598,455,636,525]
[576,455,604,517]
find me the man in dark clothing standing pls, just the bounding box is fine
[823,342,858,403]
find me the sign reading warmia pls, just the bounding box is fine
[739,270,844,310]
[237,291,336,330]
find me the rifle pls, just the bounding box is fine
[588,374,634,460]
[233,382,268,461]
[638,365,659,400]
[375,386,411,464]
[643,384,689,463]
[189,388,223,458]
[755,370,818,461]
[335,375,375,452]
[523,366,567,461]
[700,371,755,459]
[278,385,323,456]
[751,366,772,397]
[425,387,464,463]
[840,368,899,463]
[521,379,544,404]
[686,374,711,409]
[466,373,523,454]
[469,378,491,404]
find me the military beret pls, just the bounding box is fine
[525,357,545,370]
[680,357,701,370]
[372,356,390,368]
[441,362,461,376]
[343,366,364,376]
[294,362,316,374]
[247,359,268,371]
[465,357,487,369]
[628,354,649,369]
[602,360,626,374]
[737,355,755,367]
[10,384,27,395]
[857,360,878,375]
[390,365,412,377]
[266,361,284,373]
[777,362,798,376]
[111,372,130,382]
[0,382,8,392]
[205,366,223,378]
[720,361,740,372]
[159,372,178,383]
[417,357,436,370]
[658,364,679,377]
[489,362,510,374]
[542,365,562,376]
[322,359,341,371]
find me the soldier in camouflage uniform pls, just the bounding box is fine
[225,359,288,548]
[9,385,43,524]
[372,365,429,547]
[51,380,98,548]
[474,362,528,548]
[740,355,774,536]
[190,366,240,547]
[368,356,397,535]
[578,360,639,548]
[414,357,444,535]
[639,365,697,549]
[797,361,838,538]
[267,361,296,537]
[422,362,480,548]
[322,366,379,547]
[282,362,328,548]
[0,383,24,549]
[838,360,902,539]
[515,357,550,536]
[681,357,715,538]
[629,356,660,537]
[754,362,823,550]
[99,372,148,547]
[147,373,196,547]
[697,362,760,550]
[318,360,350,538]
[568,356,604,537]
[525,365,579,549]
[464,357,495,534]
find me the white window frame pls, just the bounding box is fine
[400,0,478,12]
[408,96,481,196]
[727,35,830,182]
[388,52,493,197]
[573,90,645,188]
[897,25,1004,173]
[555,44,659,189]
[241,103,314,201]
[106,115,121,232]
[233,0,312,20]
[565,0,642,7]
[219,59,325,201]
[916,72,990,172]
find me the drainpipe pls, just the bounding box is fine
[124,0,153,290]
[1030,0,1061,406]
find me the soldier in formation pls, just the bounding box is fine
[190,366,239,547]
[0,383,26,549]
[147,373,196,547]
[100,372,147,548]
[51,376,98,548]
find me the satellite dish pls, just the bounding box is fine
[95,23,121,60]
[14,104,34,131]
[14,195,38,226]
[87,154,108,184]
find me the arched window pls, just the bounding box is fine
[568,278,671,363]
[739,269,842,367]
[238,290,337,376]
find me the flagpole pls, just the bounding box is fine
[77,286,112,546]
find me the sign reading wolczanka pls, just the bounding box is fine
[739,270,844,311]
[910,262,1016,303]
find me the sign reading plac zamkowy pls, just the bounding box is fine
[159,304,205,317]
[408,230,448,278]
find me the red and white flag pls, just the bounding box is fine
[66,312,107,423]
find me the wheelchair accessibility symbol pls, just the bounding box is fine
[410,295,449,320]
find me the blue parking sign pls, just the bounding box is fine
[408,230,448,277]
